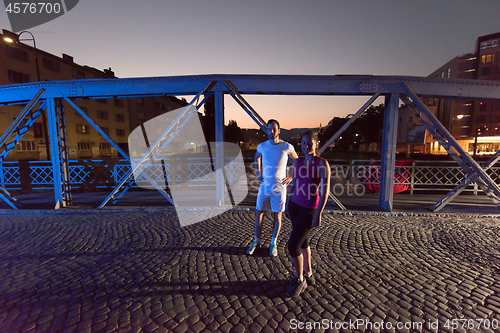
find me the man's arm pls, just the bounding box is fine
[254,150,263,182]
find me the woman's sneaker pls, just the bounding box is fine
[304,273,316,286]
[289,273,315,286]
[287,278,307,297]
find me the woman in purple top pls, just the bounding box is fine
[285,131,330,297]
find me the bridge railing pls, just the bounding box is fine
[1,158,498,194]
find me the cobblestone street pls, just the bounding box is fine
[1,209,500,333]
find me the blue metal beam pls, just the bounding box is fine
[214,84,225,206]
[378,94,399,211]
[1,75,500,105]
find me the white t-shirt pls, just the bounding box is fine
[257,140,295,185]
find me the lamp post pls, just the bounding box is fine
[4,31,51,160]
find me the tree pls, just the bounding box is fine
[225,120,243,144]
[202,95,216,144]
[355,104,385,144]
[320,104,385,150]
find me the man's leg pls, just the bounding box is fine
[271,212,282,243]
[269,184,286,256]
[248,210,265,255]
[269,212,282,256]
[254,210,265,241]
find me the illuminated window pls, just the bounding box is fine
[76,124,89,134]
[482,53,495,64]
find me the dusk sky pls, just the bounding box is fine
[1,0,499,129]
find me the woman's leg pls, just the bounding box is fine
[290,254,303,281]
[288,202,312,280]
[301,247,312,276]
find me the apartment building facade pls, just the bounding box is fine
[0,29,187,161]
[427,31,500,155]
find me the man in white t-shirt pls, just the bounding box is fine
[248,119,298,257]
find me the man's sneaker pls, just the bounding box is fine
[286,278,307,297]
[270,243,278,257]
[247,241,259,255]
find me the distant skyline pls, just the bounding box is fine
[1,0,499,129]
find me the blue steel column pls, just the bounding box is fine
[214,87,225,206]
[56,98,72,207]
[46,98,64,208]
[378,94,399,211]
[45,98,72,208]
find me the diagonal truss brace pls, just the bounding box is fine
[0,89,46,209]
[317,92,381,210]
[98,81,217,209]
[0,185,21,209]
[431,149,500,212]
[318,92,381,155]
[0,89,46,162]
[401,83,500,207]
[224,80,267,132]
[64,98,174,205]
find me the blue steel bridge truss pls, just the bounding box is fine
[0,74,500,211]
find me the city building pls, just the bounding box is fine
[0,29,187,161]
[426,31,500,155]
[396,98,438,155]
[240,128,267,150]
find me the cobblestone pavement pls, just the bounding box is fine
[1,210,500,333]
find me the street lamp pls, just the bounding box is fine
[3,30,50,160]
[4,31,41,82]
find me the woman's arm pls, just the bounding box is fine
[312,159,331,227]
